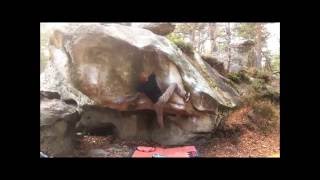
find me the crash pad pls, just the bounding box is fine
[132,146,198,158]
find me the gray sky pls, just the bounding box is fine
[41,22,280,55]
[266,23,280,54]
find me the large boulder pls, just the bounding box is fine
[41,23,239,145]
[40,91,80,157]
[131,23,175,36]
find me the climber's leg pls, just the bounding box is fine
[154,83,177,128]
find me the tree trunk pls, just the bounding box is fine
[191,25,196,50]
[197,27,202,54]
[255,23,262,69]
[226,23,232,73]
[209,23,217,54]
[265,58,272,71]
[262,51,273,71]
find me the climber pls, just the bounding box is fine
[137,72,190,128]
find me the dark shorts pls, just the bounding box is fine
[137,74,162,103]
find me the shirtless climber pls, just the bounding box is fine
[137,72,191,128]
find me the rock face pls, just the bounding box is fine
[40,50,95,107]
[40,91,80,156]
[151,113,223,145]
[76,106,153,140]
[132,23,175,36]
[230,39,257,73]
[41,23,239,145]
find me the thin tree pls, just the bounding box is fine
[255,23,262,69]
[225,23,232,72]
[209,23,217,54]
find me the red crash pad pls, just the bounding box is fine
[132,146,198,158]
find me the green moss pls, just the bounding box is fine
[167,33,194,56]
[227,70,250,84]
[175,41,194,56]
[227,73,240,83]
[252,79,265,91]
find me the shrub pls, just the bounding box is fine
[250,101,278,134]
[246,68,273,83]
[255,71,272,83]
[260,87,280,103]
[250,78,280,103]
[253,101,276,120]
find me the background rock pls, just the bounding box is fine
[132,23,175,36]
[230,39,257,71]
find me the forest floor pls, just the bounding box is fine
[196,105,280,157]
[74,105,280,158]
